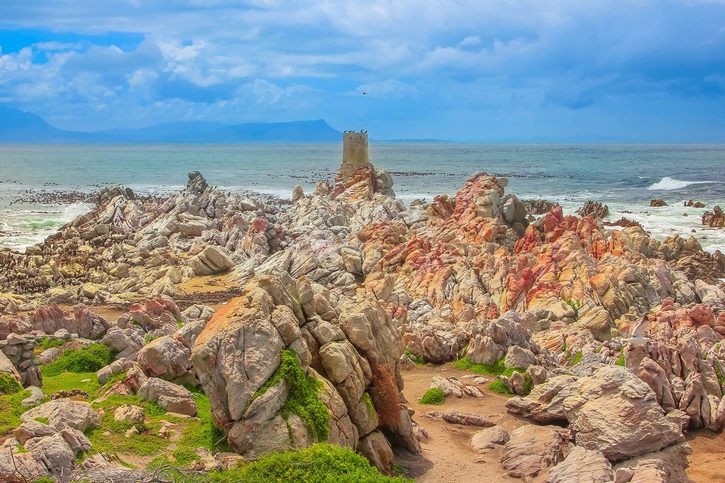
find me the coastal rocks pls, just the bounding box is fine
[423,410,495,427]
[0,304,109,340]
[685,200,705,208]
[471,426,510,453]
[0,350,22,390]
[186,170,209,195]
[429,376,483,398]
[191,273,417,468]
[702,205,724,228]
[190,245,235,275]
[137,334,192,381]
[523,199,559,215]
[0,334,41,387]
[650,199,668,207]
[4,421,92,482]
[21,399,100,432]
[506,366,685,462]
[547,446,613,482]
[577,201,609,219]
[137,377,197,416]
[114,404,145,424]
[500,424,570,478]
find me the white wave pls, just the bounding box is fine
[647,177,719,191]
[61,202,94,222]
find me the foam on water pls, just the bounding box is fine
[647,177,720,191]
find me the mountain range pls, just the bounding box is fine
[0,106,342,143]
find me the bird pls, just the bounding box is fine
[623,316,650,347]
[362,91,367,95]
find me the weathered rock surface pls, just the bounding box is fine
[21,399,100,432]
[500,424,570,478]
[191,273,418,470]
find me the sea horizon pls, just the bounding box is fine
[2,142,723,254]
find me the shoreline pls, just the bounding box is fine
[0,157,723,481]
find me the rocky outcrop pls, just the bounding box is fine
[191,273,418,470]
[21,399,100,432]
[702,205,724,228]
[500,424,570,478]
[0,334,41,387]
[577,201,609,219]
[507,365,688,478]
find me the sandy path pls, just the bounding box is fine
[399,364,725,483]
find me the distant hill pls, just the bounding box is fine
[0,106,342,143]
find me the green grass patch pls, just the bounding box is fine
[570,351,583,365]
[615,350,625,367]
[41,343,113,377]
[42,371,100,396]
[36,337,65,351]
[162,387,229,469]
[0,390,31,435]
[403,349,427,365]
[204,443,411,482]
[419,387,446,405]
[254,350,330,442]
[488,379,512,395]
[34,417,49,425]
[453,357,525,377]
[0,372,22,395]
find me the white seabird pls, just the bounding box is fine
[623,317,650,347]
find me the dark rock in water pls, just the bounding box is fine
[685,200,705,208]
[523,199,559,215]
[577,200,609,219]
[702,205,724,228]
[604,218,642,229]
[187,171,209,194]
[649,199,668,207]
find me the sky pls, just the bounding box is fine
[1,0,725,141]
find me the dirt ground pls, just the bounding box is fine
[398,364,725,483]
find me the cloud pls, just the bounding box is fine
[0,0,722,139]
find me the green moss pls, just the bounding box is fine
[205,443,411,482]
[453,357,524,377]
[419,387,446,405]
[403,349,427,365]
[41,343,113,377]
[361,392,377,417]
[34,417,50,425]
[42,371,100,396]
[280,351,330,442]
[564,299,581,319]
[0,372,22,395]
[571,351,583,365]
[252,350,330,442]
[615,349,625,366]
[0,390,31,435]
[714,364,725,386]
[36,337,65,351]
[488,379,512,395]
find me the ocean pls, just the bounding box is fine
[1,144,723,253]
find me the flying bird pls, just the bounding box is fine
[624,316,650,347]
[362,91,367,95]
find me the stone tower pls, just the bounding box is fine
[339,131,370,180]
